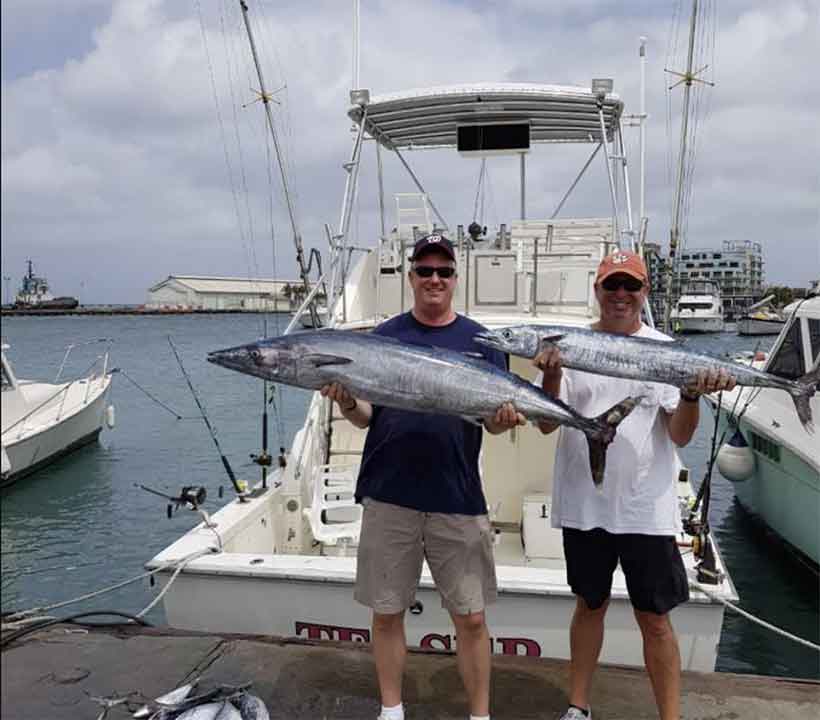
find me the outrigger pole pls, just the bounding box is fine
[662,0,714,333]
[238,0,318,328]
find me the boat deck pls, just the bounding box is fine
[2,624,817,719]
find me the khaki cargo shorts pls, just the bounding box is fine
[354,498,497,616]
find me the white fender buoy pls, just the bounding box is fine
[105,404,116,429]
[1,445,10,476]
[716,429,755,482]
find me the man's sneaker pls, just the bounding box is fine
[558,707,591,720]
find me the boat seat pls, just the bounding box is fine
[304,463,362,546]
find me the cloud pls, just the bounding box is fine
[1,0,818,304]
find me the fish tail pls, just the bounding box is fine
[790,362,819,432]
[583,395,645,488]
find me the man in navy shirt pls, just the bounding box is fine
[321,233,523,720]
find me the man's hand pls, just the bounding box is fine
[533,345,563,382]
[485,401,526,434]
[320,382,372,428]
[320,381,357,412]
[680,368,737,401]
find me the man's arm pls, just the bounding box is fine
[320,382,372,429]
[533,345,563,435]
[665,368,736,446]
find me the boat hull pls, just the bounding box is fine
[671,316,725,333]
[1,377,111,487]
[155,560,726,672]
[715,412,819,570]
[736,317,786,335]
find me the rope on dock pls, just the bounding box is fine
[1,547,218,627]
[689,578,820,652]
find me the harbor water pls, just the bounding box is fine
[1,314,818,680]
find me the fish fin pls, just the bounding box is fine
[789,361,819,432]
[583,395,645,488]
[539,333,565,346]
[462,351,485,359]
[303,353,352,367]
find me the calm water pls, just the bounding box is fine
[1,315,818,679]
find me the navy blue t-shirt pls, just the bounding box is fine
[355,312,507,515]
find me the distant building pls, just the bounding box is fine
[672,240,764,319]
[146,275,315,311]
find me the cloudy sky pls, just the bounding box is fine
[2,0,818,304]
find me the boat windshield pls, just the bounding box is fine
[678,302,713,310]
[767,321,804,380]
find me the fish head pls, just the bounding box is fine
[474,325,542,358]
[207,338,298,382]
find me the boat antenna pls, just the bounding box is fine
[167,336,248,502]
[662,0,715,332]
[238,0,318,328]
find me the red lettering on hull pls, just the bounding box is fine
[295,621,542,656]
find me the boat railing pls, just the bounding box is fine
[55,338,113,383]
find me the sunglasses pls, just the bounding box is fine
[413,265,456,279]
[601,275,644,292]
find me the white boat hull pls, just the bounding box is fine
[156,551,726,672]
[714,401,819,569]
[671,315,725,333]
[1,375,111,487]
[736,317,786,335]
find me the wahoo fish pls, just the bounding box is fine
[474,324,820,432]
[208,330,643,486]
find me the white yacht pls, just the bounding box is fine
[1,341,114,487]
[670,280,725,333]
[711,297,820,572]
[147,75,738,672]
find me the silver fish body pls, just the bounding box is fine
[474,324,819,432]
[208,329,643,486]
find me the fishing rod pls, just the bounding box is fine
[167,336,247,502]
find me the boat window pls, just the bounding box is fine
[1,364,11,391]
[678,302,713,310]
[766,320,804,380]
[809,318,819,366]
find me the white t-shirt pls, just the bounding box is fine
[539,324,683,535]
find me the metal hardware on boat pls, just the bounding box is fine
[409,601,424,616]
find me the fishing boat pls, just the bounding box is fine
[711,297,820,573]
[736,295,786,336]
[146,5,738,672]
[1,341,114,487]
[12,260,79,310]
[670,280,725,333]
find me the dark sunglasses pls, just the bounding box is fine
[413,265,456,279]
[601,275,644,292]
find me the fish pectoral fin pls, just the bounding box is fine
[303,353,353,367]
[462,351,485,359]
[539,333,565,345]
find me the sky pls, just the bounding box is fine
[2,0,818,304]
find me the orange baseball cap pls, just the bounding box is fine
[595,250,648,284]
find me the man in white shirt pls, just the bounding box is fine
[535,250,735,720]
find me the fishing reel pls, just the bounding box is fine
[136,483,208,519]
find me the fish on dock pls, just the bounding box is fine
[207,329,643,486]
[474,324,820,432]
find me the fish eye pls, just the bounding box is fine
[502,330,512,339]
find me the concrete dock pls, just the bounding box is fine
[2,625,818,719]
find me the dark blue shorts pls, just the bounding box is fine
[563,527,689,615]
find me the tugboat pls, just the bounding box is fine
[13,260,79,310]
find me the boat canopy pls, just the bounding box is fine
[347,82,623,150]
